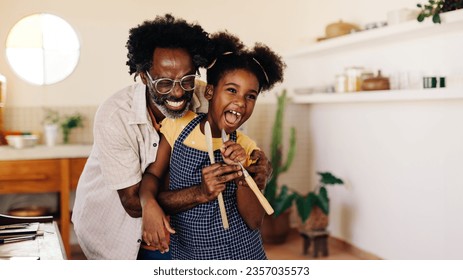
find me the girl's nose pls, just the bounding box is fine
[233,95,245,108]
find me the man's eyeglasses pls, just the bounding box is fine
[145,71,199,95]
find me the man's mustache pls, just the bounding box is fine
[159,91,193,103]
[152,90,193,104]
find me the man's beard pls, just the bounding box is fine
[149,88,193,119]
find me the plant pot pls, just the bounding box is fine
[44,124,58,146]
[261,210,291,244]
[300,206,329,232]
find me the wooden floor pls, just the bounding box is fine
[264,229,379,260]
[70,229,379,260]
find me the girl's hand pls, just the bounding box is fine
[141,200,175,253]
[220,141,246,165]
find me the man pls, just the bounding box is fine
[72,14,271,260]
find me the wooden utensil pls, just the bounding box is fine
[221,129,274,215]
[237,162,274,215]
[205,121,229,229]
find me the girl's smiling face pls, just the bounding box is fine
[206,69,259,135]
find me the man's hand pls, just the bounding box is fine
[200,163,242,202]
[239,150,272,190]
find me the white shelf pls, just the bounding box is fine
[292,88,463,104]
[286,9,463,58]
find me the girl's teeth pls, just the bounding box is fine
[230,110,241,116]
[225,110,241,124]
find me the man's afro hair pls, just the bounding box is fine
[126,14,212,78]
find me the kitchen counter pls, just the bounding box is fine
[0,144,92,258]
[0,144,92,161]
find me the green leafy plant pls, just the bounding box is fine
[42,108,60,125]
[61,113,83,144]
[417,0,463,24]
[295,172,344,223]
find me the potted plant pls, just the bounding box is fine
[60,113,83,144]
[295,172,344,231]
[416,0,463,23]
[42,109,84,145]
[42,108,60,146]
[261,89,297,244]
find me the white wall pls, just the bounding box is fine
[304,100,463,260]
[0,0,418,107]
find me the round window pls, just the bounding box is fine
[6,13,80,85]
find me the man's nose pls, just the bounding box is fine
[170,81,184,99]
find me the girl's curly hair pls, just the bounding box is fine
[126,14,212,80]
[207,31,286,92]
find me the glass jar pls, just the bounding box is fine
[335,74,347,93]
[345,66,364,92]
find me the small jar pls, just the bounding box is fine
[423,76,437,88]
[345,66,364,92]
[335,74,347,93]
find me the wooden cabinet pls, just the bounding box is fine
[0,157,87,258]
[0,159,61,193]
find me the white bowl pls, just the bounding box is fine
[5,135,39,149]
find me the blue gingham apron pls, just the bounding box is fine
[169,113,266,260]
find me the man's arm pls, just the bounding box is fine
[157,186,207,214]
[117,184,142,218]
[158,164,242,214]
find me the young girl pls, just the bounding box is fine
[139,32,285,259]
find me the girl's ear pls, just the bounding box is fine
[204,85,214,100]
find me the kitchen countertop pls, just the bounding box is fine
[0,144,93,161]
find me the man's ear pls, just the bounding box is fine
[204,85,214,100]
[140,72,148,85]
